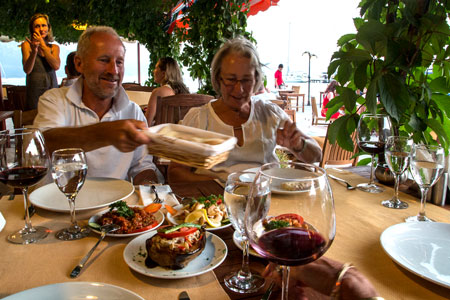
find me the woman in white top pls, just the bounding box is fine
[168,37,322,183]
[145,57,189,125]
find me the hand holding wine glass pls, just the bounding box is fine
[406,144,445,222]
[52,148,90,240]
[381,136,412,209]
[357,114,392,193]
[223,171,264,293]
[246,162,336,300]
[0,128,50,244]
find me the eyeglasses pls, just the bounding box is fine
[220,77,254,89]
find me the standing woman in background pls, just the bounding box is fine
[145,57,189,126]
[21,13,60,110]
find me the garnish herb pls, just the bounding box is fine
[109,200,135,218]
[264,220,290,231]
[189,194,223,209]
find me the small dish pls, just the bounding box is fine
[166,212,232,231]
[232,230,262,258]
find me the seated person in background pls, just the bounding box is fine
[60,51,80,87]
[33,26,163,184]
[251,78,273,102]
[321,80,344,120]
[168,37,322,183]
[145,57,189,126]
[263,257,380,300]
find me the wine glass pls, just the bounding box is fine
[381,136,412,209]
[406,144,445,222]
[356,114,392,193]
[52,148,90,240]
[246,162,336,300]
[223,171,265,293]
[0,128,50,244]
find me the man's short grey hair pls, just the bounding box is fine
[77,26,125,59]
[211,36,263,95]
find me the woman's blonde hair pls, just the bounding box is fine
[28,13,54,43]
[157,57,189,94]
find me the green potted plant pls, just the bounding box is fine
[325,0,449,154]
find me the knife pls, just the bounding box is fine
[178,291,190,300]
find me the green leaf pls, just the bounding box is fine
[432,93,450,116]
[337,33,356,46]
[425,119,449,150]
[354,60,370,90]
[378,73,410,122]
[327,116,354,151]
[355,20,386,54]
[337,62,352,85]
[430,77,450,94]
[365,78,378,114]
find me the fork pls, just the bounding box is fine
[328,174,356,190]
[151,185,163,203]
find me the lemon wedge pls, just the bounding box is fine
[184,209,222,228]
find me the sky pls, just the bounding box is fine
[247,0,361,84]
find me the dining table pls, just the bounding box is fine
[1,170,450,299]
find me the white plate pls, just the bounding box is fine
[260,167,318,194]
[89,208,164,237]
[166,212,232,231]
[380,222,450,288]
[123,231,227,279]
[30,177,135,212]
[233,230,262,258]
[2,282,144,300]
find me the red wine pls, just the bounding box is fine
[255,227,328,266]
[358,142,385,154]
[0,166,48,188]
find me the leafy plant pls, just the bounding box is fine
[326,0,450,153]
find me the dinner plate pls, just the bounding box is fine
[89,208,164,237]
[29,177,135,212]
[123,231,227,279]
[166,212,232,231]
[232,230,262,258]
[260,167,318,194]
[380,222,450,288]
[2,282,144,300]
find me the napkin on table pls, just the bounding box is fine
[0,212,5,232]
[138,184,180,207]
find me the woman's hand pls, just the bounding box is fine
[276,120,303,151]
[25,37,40,52]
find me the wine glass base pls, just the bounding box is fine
[381,199,408,209]
[224,271,265,294]
[357,183,384,193]
[405,215,434,222]
[56,226,91,241]
[7,226,49,244]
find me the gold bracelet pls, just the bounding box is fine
[330,262,354,300]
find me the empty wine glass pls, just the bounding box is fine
[381,136,412,209]
[52,148,90,240]
[223,171,264,293]
[0,128,50,244]
[357,114,392,193]
[406,144,445,222]
[246,162,336,300]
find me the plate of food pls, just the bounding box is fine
[30,177,135,212]
[260,167,318,194]
[232,230,262,258]
[380,222,450,289]
[164,194,231,231]
[123,223,228,279]
[88,201,164,237]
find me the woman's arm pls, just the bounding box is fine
[39,43,60,70]
[144,86,175,126]
[22,40,39,74]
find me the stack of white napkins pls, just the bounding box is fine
[0,212,5,232]
[138,185,180,207]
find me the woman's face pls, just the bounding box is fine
[219,53,255,110]
[153,61,165,84]
[33,17,49,38]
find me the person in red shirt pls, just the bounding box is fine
[274,64,284,89]
[321,80,344,120]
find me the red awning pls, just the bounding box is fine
[245,0,280,17]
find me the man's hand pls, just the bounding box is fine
[102,120,151,153]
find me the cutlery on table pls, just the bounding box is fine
[261,282,275,300]
[151,185,163,204]
[328,174,356,190]
[178,291,191,300]
[70,224,120,278]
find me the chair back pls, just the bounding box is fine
[292,85,301,93]
[122,83,155,92]
[311,96,328,126]
[5,86,27,111]
[154,93,214,125]
[320,126,358,168]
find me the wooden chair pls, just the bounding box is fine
[5,86,27,111]
[320,126,358,168]
[320,91,326,107]
[284,109,296,123]
[154,93,214,125]
[122,83,155,92]
[311,96,329,126]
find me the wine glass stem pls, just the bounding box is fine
[238,238,252,278]
[67,195,79,229]
[281,265,290,300]
[393,174,400,201]
[419,187,429,219]
[22,187,33,230]
[368,154,375,185]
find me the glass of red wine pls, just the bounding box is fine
[356,114,392,193]
[245,162,336,300]
[0,128,50,244]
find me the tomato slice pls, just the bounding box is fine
[275,213,304,225]
[129,221,159,233]
[157,226,198,238]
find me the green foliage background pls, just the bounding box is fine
[0,0,252,95]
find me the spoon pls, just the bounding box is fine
[328,174,356,190]
[70,224,120,278]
